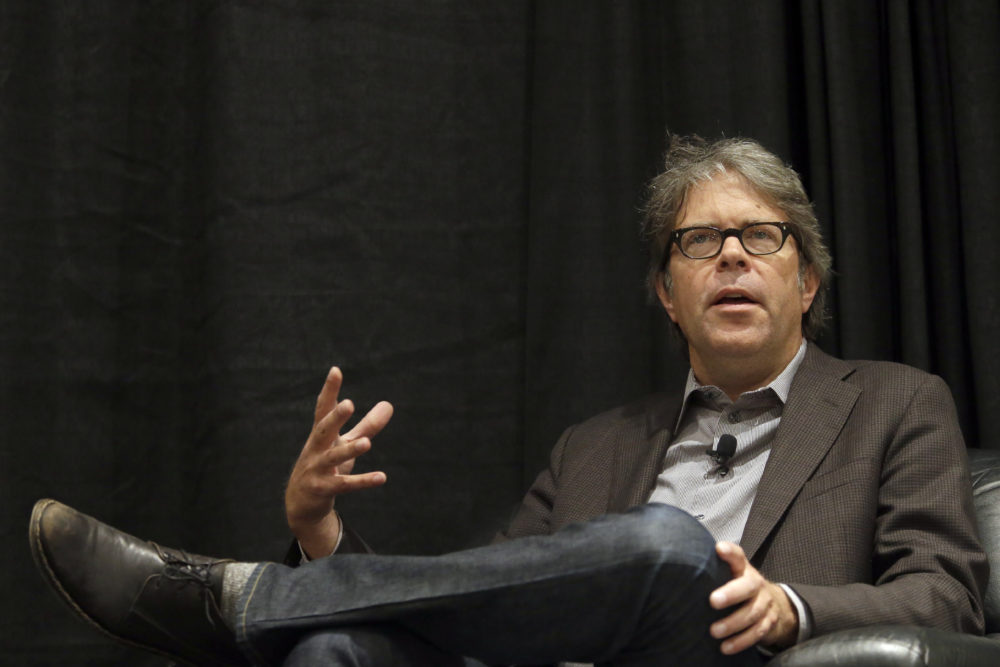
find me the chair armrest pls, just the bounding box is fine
[768,625,1000,666]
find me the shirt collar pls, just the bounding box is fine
[675,339,808,429]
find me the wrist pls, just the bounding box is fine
[291,511,342,560]
[766,582,799,648]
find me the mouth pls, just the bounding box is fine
[711,290,759,307]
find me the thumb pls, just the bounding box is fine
[715,541,748,575]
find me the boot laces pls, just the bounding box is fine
[152,542,227,627]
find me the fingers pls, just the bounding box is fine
[710,574,758,610]
[714,583,795,654]
[311,367,394,447]
[292,367,391,515]
[297,463,387,497]
[319,436,373,471]
[344,401,394,440]
[329,470,387,495]
[286,436,386,522]
[715,541,748,574]
[709,542,752,609]
[711,590,774,654]
[311,399,394,461]
[307,399,356,452]
[709,541,765,653]
[718,617,773,655]
[297,461,387,501]
[708,542,797,654]
[303,392,391,488]
[314,366,343,423]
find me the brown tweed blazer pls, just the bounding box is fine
[499,343,989,637]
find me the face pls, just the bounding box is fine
[656,172,818,379]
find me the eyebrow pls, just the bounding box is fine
[676,220,782,229]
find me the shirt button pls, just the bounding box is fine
[728,412,741,423]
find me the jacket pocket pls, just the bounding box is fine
[795,457,879,503]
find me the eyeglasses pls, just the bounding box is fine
[664,222,795,264]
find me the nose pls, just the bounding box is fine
[715,234,749,269]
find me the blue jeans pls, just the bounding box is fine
[233,504,765,666]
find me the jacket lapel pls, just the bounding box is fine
[741,345,860,560]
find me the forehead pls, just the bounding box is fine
[675,172,784,228]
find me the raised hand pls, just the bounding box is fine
[285,366,393,558]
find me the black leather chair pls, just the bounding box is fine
[771,448,1000,666]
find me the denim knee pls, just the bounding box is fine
[610,504,731,592]
[615,504,718,559]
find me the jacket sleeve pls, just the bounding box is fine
[788,374,988,636]
[492,424,575,543]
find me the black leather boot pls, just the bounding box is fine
[29,499,249,666]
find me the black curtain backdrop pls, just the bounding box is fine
[2,1,998,663]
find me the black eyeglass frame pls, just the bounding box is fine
[660,222,796,268]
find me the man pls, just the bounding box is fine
[29,136,987,666]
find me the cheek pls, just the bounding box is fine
[666,289,700,327]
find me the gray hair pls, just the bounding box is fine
[641,135,832,340]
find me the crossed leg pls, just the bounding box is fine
[236,504,763,667]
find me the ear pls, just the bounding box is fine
[655,273,678,323]
[799,264,820,313]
